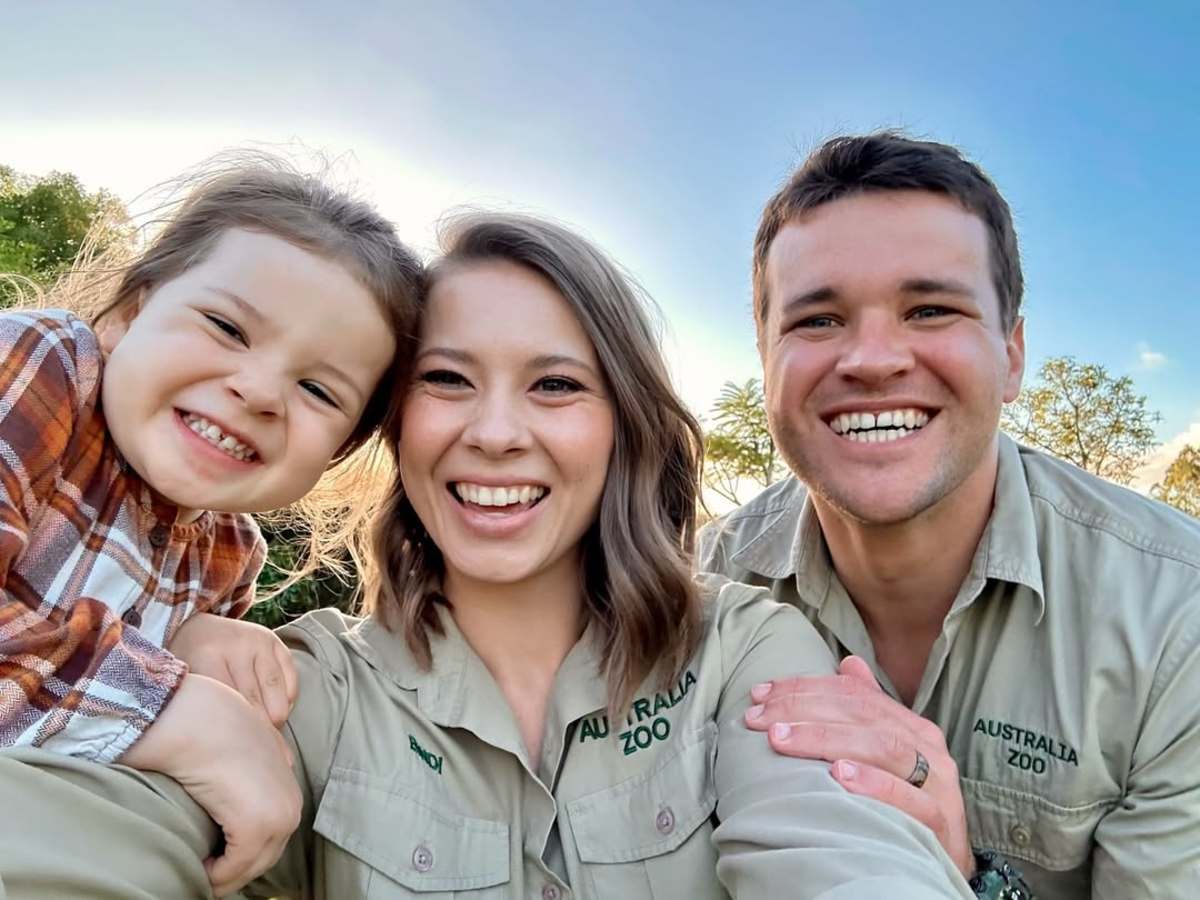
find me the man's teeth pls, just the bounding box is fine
[454,483,545,507]
[830,408,930,442]
[183,414,256,461]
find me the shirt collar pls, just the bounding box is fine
[725,435,1046,619]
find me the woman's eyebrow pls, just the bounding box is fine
[414,346,474,364]
[529,353,599,378]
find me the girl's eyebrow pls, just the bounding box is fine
[206,287,267,324]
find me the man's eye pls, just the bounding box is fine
[794,315,838,329]
[204,314,247,345]
[535,376,583,395]
[300,381,337,407]
[911,306,953,320]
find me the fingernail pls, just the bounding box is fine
[771,722,791,740]
[746,704,764,720]
[751,682,772,702]
[833,760,858,781]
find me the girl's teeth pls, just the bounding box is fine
[184,414,254,461]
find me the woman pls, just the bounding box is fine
[245,213,971,899]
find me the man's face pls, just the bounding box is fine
[759,190,1024,525]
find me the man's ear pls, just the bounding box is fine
[95,291,145,357]
[1002,315,1026,403]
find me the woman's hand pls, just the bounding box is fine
[169,612,298,727]
[744,656,974,878]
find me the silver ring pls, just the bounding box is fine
[906,749,930,789]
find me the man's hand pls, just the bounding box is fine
[169,612,298,727]
[119,673,303,897]
[744,655,973,878]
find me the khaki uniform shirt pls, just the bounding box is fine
[250,577,972,899]
[698,435,1200,899]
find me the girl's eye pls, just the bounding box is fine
[204,313,247,345]
[300,380,338,407]
[536,375,583,394]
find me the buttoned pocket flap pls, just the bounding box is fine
[961,777,1116,871]
[314,767,510,891]
[567,723,717,863]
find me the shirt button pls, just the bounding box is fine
[149,525,170,548]
[1009,823,1032,848]
[411,844,434,873]
[655,806,676,836]
[542,885,563,900]
[121,607,142,628]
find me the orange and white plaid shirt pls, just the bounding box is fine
[0,310,266,762]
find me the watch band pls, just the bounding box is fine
[968,849,1036,899]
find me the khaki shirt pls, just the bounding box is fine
[698,435,1200,899]
[250,576,971,899]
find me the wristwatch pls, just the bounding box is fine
[969,849,1036,899]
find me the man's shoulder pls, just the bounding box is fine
[1018,443,1200,570]
[697,477,808,576]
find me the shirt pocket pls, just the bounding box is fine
[961,776,1117,872]
[565,723,725,900]
[314,766,510,899]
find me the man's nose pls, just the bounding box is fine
[834,317,915,385]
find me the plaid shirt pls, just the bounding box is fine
[0,310,266,762]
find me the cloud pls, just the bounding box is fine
[1133,421,1200,492]
[1136,341,1168,371]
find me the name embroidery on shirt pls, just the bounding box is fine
[409,734,444,774]
[973,717,1079,774]
[577,669,697,756]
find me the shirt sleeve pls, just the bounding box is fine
[0,311,187,763]
[211,521,268,619]
[1090,591,1200,898]
[707,578,974,899]
[247,612,351,899]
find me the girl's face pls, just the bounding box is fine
[400,259,615,593]
[99,228,395,519]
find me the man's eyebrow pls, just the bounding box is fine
[780,286,837,315]
[899,278,975,297]
[206,288,267,324]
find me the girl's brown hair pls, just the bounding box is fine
[363,213,704,716]
[30,151,424,592]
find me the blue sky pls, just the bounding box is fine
[3,1,1197,481]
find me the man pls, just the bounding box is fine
[700,132,1200,899]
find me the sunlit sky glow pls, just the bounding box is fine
[3,1,1197,486]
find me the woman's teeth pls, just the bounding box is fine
[454,483,545,507]
[830,408,930,443]
[183,413,256,461]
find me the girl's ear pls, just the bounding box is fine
[96,290,146,357]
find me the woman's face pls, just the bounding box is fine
[399,259,615,593]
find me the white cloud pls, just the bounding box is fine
[1136,341,1168,371]
[1133,422,1200,492]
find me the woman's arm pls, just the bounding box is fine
[706,578,974,899]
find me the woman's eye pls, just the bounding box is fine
[204,314,247,344]
[419,369,469,388]
[300,381,338,407]
[536,376,583,394]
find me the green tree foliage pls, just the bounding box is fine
[702,378,783,504]
[1002,356,1159,485]
[244,524,361,629]
[1151,445,1200,518]
[0,165,130,305]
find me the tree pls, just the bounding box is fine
[0,165,130,306]
[1151,445,1200,517]
[1002,356,1159,485]
[703,378,783,504]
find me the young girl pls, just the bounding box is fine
[0,157,421,895]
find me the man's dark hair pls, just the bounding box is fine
[753,131,1023,334]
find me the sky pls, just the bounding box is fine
[3,1,1198,485]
